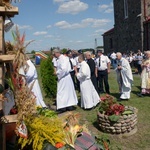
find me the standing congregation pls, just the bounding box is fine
[50,48,150,113]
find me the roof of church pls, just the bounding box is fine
[102,28,114,36]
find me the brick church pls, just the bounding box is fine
[103,0,150,54]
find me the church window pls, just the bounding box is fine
[124,0,128,18]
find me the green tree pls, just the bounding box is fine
[61,48,67,54]
[40,57,57,98]
[31,50,35,54]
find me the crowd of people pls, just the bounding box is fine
[109,50,150,97]
[109,49,146,74]
[51,48,150,113]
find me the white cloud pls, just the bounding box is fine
[33,31,47,36]
[99,4,109,10]
[104,8,113,13]
[46,25,52,28]
[45,35,53,38]
[53,0,65,3]
[57,0,88,14]
[98,2,113,14]
[95,29,106,33]
[54,21,71,29]
[54,18,111,29]
[92,19,110,27]
[54,20,83,29]
[81,18,95,24]
[13,24,32,30]
[76,40,83,43]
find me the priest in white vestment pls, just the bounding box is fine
[116,52,133,100]
[19,59,47,108]
[53,49,78,111]
[76,54,100,109]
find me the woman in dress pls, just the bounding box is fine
[140,51,150,95]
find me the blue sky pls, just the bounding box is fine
[5,0,114,52]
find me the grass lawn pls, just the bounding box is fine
[37,66,150,150]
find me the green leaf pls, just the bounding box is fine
[122,110,133,115]
[108,115,120,122]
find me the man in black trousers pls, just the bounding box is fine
[66,50,77,89]
[95,50,111,94]
[85,51,99,94]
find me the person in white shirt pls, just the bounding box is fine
[53,49,78,113]
[76,54,100,109]
[135,51,143,75]
[110,52,117,69]
[95,50,111,94]
[127,53,134,68]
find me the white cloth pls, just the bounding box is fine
[95,54,110,70]
[19,60,47,107]
[116,58,133,99]
[110,52,116,60]
[56,55,78,109]
[77,61,100,109]
[3,89,15,115]
[52,57,57,68]
[74,56,81,69]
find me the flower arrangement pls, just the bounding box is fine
[99,95,133,122]
[17,115,66,150]
[16,108,90,150]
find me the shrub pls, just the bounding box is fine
[40,57,57,98]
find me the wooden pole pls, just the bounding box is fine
[0,15,6,150]
[0,16,4,55]
[0,6,18,150]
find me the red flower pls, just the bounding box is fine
[10,108,18,114]
[55,142,64,148]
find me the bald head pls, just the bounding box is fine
[116,52,122,60]
[85,51,92,59]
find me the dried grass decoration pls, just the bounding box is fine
[63,112,90,148]
[18,115,66,150]
[7,27,36,123]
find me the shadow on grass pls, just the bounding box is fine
[135,86,141,90]
[108,92,120,100]
[92,120,102,133]
[132,90,140,96]
[132,86,141,97]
